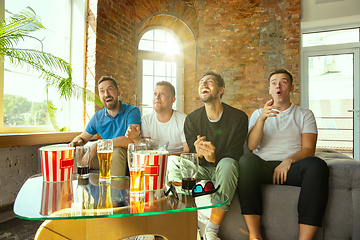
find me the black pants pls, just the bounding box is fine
[237,153,329,227]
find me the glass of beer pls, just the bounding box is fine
[97,139,113,182]
[127,143,148,195]
[180,153,199,191]
[130,194,145,213]
[97,181,113,215]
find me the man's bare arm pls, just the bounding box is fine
[69,131,94,147]
[284,133,317,163]
[273,133,317,185]
[168,142,189,156]
[248,99,279,150]
[111,124,140,148]
[182,142,189,153]
[125,124,141,143]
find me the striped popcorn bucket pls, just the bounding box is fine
[133,150,169,191]
[40,180,74,216]
[40,145,75,182]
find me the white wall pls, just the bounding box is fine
[301,0,360,32]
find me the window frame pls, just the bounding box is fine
[0,0,87,135]
[300,27,360,160]
[136,26,184,115]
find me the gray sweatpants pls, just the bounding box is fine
[167,156,239,211]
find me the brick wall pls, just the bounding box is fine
[0,146,41,206]
[86,0,137,112]
[195,0,300,115]
[87,0,300,116]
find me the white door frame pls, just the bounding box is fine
[301,43,360,160]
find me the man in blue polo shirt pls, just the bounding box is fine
[70,76,141,176]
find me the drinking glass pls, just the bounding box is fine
[180,153,199,190]
[139,139,169,151]
[97,181,113,215]
[75,146,91,179]
[127,143,148,195]
[130,194,145,213]
[97,139,113,182]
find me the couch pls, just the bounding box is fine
[217,149,360,240]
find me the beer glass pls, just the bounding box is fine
[139,138,169,151]
[75,146,91,179]
[97,139,113,182]
[127,143,148,195]
[180,153,199,190]
[97,181,113,215]
[130,194,144,213]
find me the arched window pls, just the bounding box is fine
[137,27,184,116]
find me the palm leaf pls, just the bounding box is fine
[73,84,104,108]
[46,87,62,132]
[0,7,44,48]
[1,7,102,132]
[3,48,73,99]
[2,48,71,74]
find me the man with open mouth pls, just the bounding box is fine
[237,69,329,240]
[181,71,248,240]
[70,76,141,177]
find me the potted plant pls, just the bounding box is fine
[0,7,102,131]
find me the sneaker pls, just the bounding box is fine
[203,231,220,240]
[197,208,210,236]
[197,227,201,240]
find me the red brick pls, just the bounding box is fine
[86,0,300,114]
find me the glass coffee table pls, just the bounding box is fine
[14,173,228,240]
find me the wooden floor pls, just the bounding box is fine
[0,217,42,240]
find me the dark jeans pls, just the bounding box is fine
[237,153,329,227]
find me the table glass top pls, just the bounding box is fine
[14,173,228,220]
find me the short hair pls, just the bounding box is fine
[268,69,293,85]
[200,71,225,99]
[156,81,176,98]
[200,71,225,88]
[98,76,119,90]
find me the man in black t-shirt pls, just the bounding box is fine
[184,71,248,240]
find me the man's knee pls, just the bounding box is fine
[216,157,238,173]
[167,155,181,168]
[215,158,239,186]
[111,147,128,176]
[301,156,329,179]
[112,147,127,163]
[238,153,260,174]
[239,153,257,165]
[113,147,127,156]
[166,155,182,182]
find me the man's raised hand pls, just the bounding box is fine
[259,99,280,121]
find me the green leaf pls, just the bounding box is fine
[1,7,102,132]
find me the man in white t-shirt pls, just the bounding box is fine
[126,81,189,154]
[237,69,329,240]
[125,81,189,240]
